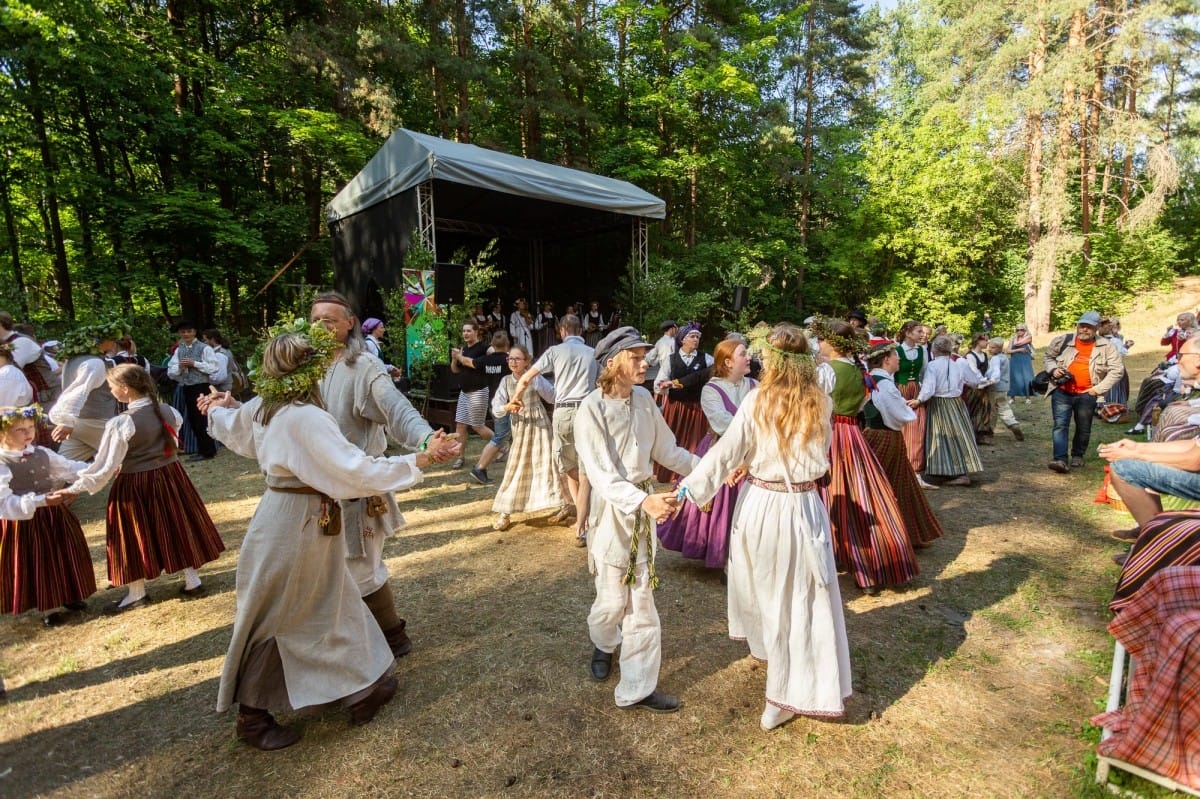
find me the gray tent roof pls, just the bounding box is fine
[326,128,666,224]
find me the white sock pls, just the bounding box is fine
[120,579,147,607]
[182,568,202,590]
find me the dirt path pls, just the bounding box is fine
[3,292,1195,798]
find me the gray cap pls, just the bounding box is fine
[1077,311,1102,327]
[594,325,652,365]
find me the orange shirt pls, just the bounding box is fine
[1066,339,1094,393]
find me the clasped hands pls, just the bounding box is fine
[641,492,680,525]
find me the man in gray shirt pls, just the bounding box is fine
[510,314,598,529]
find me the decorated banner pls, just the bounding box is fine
[402,268,444,375]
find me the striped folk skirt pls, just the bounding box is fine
[1,506,97,614]
[899,381,926,472]
[824,416,920,590]
[963,386,993,436]
[924,396,983,477]
[862,427,944,548]
[1152,404,1200,443]
[657,432,739,570]
[106,461,225,586]
[655,397,706,484]
[1106,372,1130,406]
[1111,511,1200,613]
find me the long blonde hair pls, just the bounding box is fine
[753,323,831,454]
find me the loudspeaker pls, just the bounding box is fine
[433,262,466,306]
[731,286,749,313]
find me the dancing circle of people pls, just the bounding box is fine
[7,299,1177,745]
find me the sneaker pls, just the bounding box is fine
[1009,425,1025,441]
[449,457,464,469]
[1070,456,1084,468]
[470,466,491,485]
[1048,460,1069,473]
[1125,425,1145,435]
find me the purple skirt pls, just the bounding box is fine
[657,433,739,569]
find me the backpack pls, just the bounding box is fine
[227,353,252,400]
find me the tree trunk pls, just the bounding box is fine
[0,173,27,317]
[1022,10,1047,334]
[26,68,74,321]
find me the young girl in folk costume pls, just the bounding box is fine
[894,321,933,485]
[0,405,96,627]
[203,326,434,750]
[810,317,920,595]
[676,323,851,730]
[582,301,606,347]
[653,322,714,483]
[658,337,756,570]
[861,342,944,550]
[62,364,225,612]
[489,344,563,531]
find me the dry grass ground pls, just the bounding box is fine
[4,282,1200,799]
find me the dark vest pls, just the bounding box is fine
[6,448,57,494]
[62,355,117,420]
[175,341,210,387]
[121,403,178,473]
[666,350,708,402]
[862,374,892,430]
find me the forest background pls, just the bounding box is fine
[2,0,1198,359]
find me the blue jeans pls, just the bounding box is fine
[1110,460,1200,502]
[1050,389,1097,462]
[489,413,512,448]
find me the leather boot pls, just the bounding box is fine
[236,705,301,751]
[363,584,411,657]
[348,675,398,726]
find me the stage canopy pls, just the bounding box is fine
[326,129,665,316]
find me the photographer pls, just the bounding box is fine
[1043,311,1124,474]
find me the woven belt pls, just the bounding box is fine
[556,400,583,408]
[267,485,341,535]
[747,476,816,493]
[833,414,859,426]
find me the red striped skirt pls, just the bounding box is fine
[825,415,920,590]
[899,381,926,472]
[1,506,97,614]
[106,461,225,585]
[655,398,707,483]
[1111,511,1200,614]
[862,427,944,548]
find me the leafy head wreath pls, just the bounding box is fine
[0,404,43,432]
[807,314,868,358]
[247,318,339,404]
[745,322,818,382]
[56,319,129,359]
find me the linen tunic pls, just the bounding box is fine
[679,391,852,716]
[208,400,423,712]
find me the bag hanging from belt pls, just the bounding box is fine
[270,485,342,536]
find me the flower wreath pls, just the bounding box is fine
[746,323,818,381]
[0,404,43,431]
[56,319,129,359]
[247,318,338,404]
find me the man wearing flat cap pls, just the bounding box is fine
[1043,310,1124,474]
[574,326,697,714]
[167,320,221,461]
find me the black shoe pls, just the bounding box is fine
[102,595,150,615]
[43,611,67,627]
[624,690,681,713]
[179,584,207,600]
[1110,527,1140,543]
[186,453,214,462]
[590,647,612,681]
[1047,460,1069,474]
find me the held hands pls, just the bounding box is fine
[44,489,76,507]
[724,464,748,487]
[198,386,237,415]
[424,430,462,464]
[51,425,73,443]
[641,492,679,525]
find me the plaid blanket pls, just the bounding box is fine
[1092,566,1200,789]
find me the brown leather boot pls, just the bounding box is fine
[383,620,413,658]
[236,706,301,751]
[348,675,398,726]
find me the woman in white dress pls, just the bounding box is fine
[203,328,441,751]
[676,322,852,730]
[490,344,563,530]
